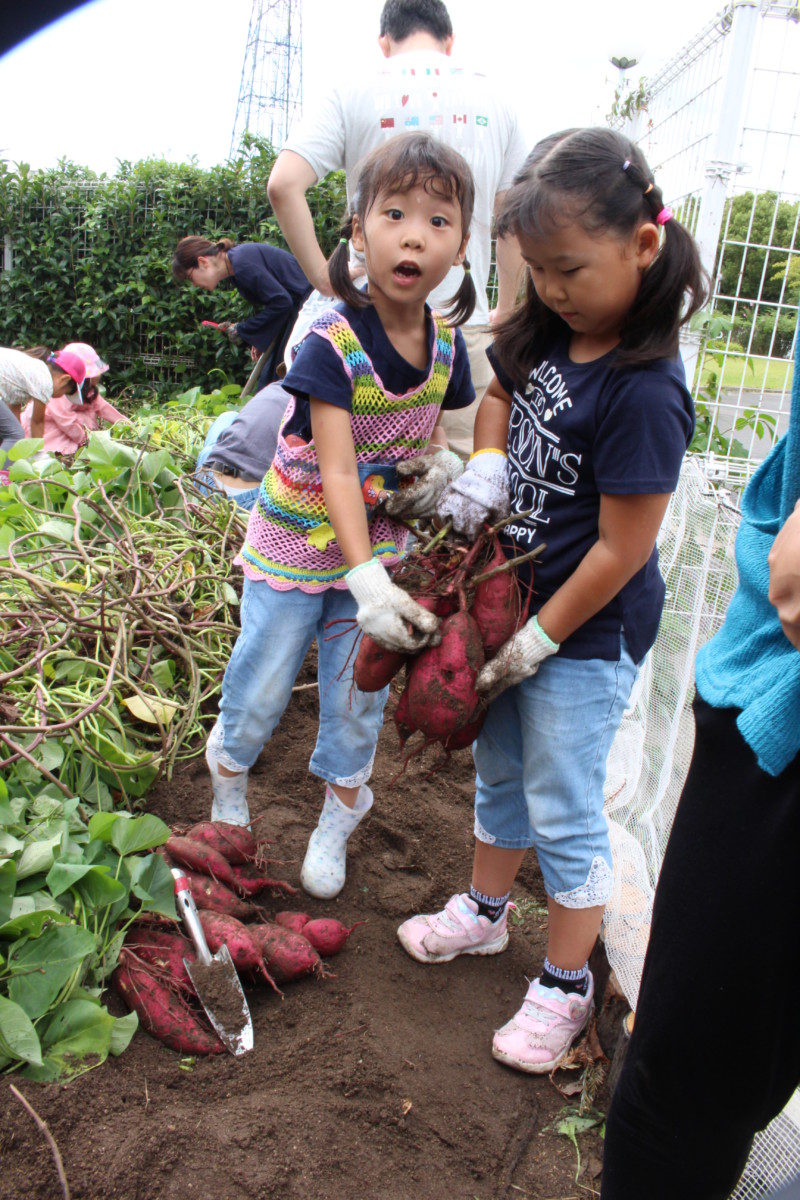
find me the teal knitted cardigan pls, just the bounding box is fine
[695,311,800,776]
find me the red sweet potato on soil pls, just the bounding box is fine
[181,871,258,919]
[247,921,324,984]
[300,918,364,957]
[165,836,239,890]
[196,911,281,992]
[124,927,195,992]
[112,954,224,1055]
[184,821,257,866]
[274,911,310,934]
[405,610,484,742]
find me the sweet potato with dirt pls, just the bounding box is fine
[181,871,258,919]
[196,910,281,992]
[442,711,486,752]
[165,836,239,890]
[112,954,224,1055]
[184,821,257,866]
[248,921,324,984]
[406,610,484,742]
[274,911,310,934]
[394,687,418,748]
[228,862,297,898]
[353,634,406,692]
[469,537,524,660]
[125,927,196,992]
[301,918,364,957]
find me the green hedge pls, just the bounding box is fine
[0,136,346,392]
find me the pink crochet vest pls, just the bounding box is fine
[238,309,455,592]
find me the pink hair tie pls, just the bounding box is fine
[656,206,673,225]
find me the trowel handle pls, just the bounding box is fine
[171,868,213,966]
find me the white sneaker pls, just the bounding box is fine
[206,744,250,827]
[300,784,373,899]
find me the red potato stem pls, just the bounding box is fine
[470,542,546,585]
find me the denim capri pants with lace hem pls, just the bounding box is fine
[208,576,389,788]
[472,638,638,908]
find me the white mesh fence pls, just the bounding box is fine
[607,7,800,1191]
[604,458,739,1009]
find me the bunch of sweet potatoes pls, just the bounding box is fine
[353,530,530,755]
[113,820,363,1057]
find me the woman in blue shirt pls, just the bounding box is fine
[173,236,312,385]
[602,313,800,1200]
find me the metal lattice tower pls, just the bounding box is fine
[230,0,303,156]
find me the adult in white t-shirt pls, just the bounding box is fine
[0,347,86,449]
[267,0,528,454]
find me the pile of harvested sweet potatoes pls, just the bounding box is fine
[353,525,537,756]
[112,820,361,1055]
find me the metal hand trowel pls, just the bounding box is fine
[171,868,253,1056]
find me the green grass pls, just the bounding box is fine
[698,355,794,392]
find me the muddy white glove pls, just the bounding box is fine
[383,449,464,520]
[436,449,510,540]
[346,559,440,653]
[476,616,559,701]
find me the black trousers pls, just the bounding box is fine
[602,697,800,1200]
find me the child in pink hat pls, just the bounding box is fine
[21,343,129,454]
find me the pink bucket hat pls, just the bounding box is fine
[49,350,87,399]
[61,342,109,379]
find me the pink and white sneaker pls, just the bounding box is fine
[492,974,595,1074]
[397,893,509,964]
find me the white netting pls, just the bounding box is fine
[602,455,800,1196]
[604,456,740,1007]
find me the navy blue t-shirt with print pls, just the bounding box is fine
[281,302,475,441]
[488,336,694,664]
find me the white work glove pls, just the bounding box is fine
[346,559,440,653]
[383,449,464,520]
[436,449,510,540]
[475,616,559,701]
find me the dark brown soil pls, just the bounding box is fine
[0,666,612,1200]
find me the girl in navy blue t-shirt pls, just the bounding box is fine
[398,127,707,1075]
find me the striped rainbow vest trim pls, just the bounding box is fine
[237,309,455,592]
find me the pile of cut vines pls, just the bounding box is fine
[1,393,246,805]
[0,386,248,1080]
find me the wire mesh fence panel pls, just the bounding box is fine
[614,1,799,491]
[608,7,800,1192]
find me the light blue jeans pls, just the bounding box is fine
[473,640,638,908]
[194,412,260,511]
[208,577,388,787]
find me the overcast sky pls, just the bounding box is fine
[0,0,729,174]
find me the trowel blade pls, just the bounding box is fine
[184,944,253,1056]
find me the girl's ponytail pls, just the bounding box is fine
[328,214,370,310]
[617,158,708,365]
[440,258,477,327]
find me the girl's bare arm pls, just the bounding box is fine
[472,377,513,452]
[537,492,672,645]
